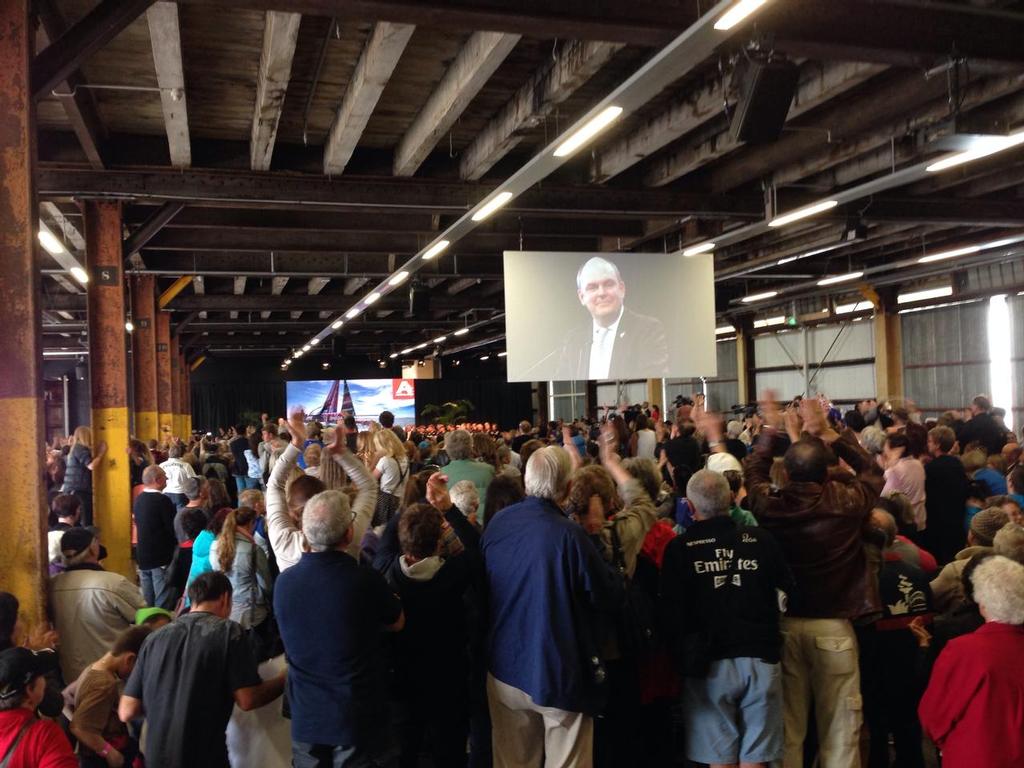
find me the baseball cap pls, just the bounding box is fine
[60,526,107,561]
[706,452,743,474]
[0,648,49,702]
[135,607,174,626]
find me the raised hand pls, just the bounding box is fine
[324,426,347,456]
[784,404,802,442]
[759,390,783,431]
[280,408,308,448]
[425,471,452,512]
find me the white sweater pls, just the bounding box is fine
[265,443,377,571]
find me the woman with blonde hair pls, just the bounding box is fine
[61,425,106,526]
[472,432,500,472]
[372,428,410,525]
[209,506,275,658]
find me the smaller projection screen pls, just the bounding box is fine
[286,378,416,428]
[503,251,717,382]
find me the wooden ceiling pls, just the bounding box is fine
[34,0,1024,365]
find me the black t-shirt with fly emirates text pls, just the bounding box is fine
[661,516,794,664]
[124,611,261,768]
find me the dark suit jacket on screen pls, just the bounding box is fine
[552,307,669,380]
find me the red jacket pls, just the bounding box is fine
[0,708,76,768]
[919,622,1024,767]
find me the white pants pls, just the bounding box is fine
[487,674,593,768]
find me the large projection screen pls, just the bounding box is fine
[285,378,416,428]
[503,251,717,382]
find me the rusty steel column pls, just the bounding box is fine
[131,275,158,442]
[84,201,133,578]
[155,311,172,441]
[169,332,181,438]
[0,0,48,629]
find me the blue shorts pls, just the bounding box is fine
[682,657,783,765]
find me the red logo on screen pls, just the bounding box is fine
[392,379,415,399]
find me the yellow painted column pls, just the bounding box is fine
[873,294,904,403]
[131,275,158,442]
[646,379,663,411]
[155,311,172,442]
[170,332,181,439]
[84,201,133,578]
[0,0,49,629]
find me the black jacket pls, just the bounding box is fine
[924,454,969,567]
[660,516,793,664]
[957,411,1006,455]
[133,491,178,569]
[553,307,669,380]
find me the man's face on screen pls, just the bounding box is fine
[577,262,625,326]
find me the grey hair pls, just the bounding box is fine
[575,256,621,292]
[686,469,731,518]
[445,429,474,461]
[524,445,571,501]
[302,490,353,552]
[621,457,661,502]
[142,464,164,485]
[449,480,480,515]
[184,476,207,501]
[971,555,1024,625]
[860,425,886,455]
[726,420,743,439]
[994,523,1024,566]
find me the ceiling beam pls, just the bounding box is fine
[393,31,521,177]
[146,2,191,168]
[460,39,623,181]
[37,166,764,219]
[861,197,1024,228]
[163,293,486,312]
[323,22,415,175]
[123,201,185,264]
[31,0,157,101]
[596,60,885,184]
[174,0,692,47]
[35,0,108,169]
[231,275,246,319]
[251,11,302,171]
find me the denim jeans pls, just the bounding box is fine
[139,565,173,609]
[234,474,259,494]
[292,742,379,768]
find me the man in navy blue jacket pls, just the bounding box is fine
[483,445,622,767]
[274,487,405,767]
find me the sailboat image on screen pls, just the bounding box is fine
[307,380,355,424]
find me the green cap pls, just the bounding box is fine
[135,607,174,626]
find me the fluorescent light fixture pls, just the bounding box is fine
[388,271,409,287]
[683,241,716,257]
[364,292,380,305]
[345,307,360,319]
[479,355,490,361]
[753,315,786,329]
[400,347,413,355]
[897,285,953,304]
[422,240,450,260]
[70,266,89,284]
[472,191,514,222]
[302,344,310,351]
[836,301,873,314]
[294,350,303,358]
[716,325,736,334]
[553,106,623,157]
[433,336,447,343]
[389,352,398,359]
[309,338,320,345]
[918,245,981,264]
[415,342,428,350]
[497,351,507,357]
[926,131,1024,173]
[817,271,864,286]
[453,328,470,336]
[38,229,67,255]
[988,295,1015,432]
[741,290,778,303]
[714,0,770,30]
[124,320,134,332]
[769,200,839,228]
[331,320,343,330]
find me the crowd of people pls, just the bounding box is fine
[4,391,1024,767]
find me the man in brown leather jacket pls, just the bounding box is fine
[743,394,883,768]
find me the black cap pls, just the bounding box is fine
[60,527,96,559]
[0,648,48,701]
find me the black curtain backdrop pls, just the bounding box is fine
[191,380,285,432]
[413,379,532,430]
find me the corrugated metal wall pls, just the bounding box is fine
[666,339,739,412]
[1009,293,1024,426]
[901,300,989,418]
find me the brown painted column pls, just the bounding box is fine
[84,201,133,578]
[736,318,756,405]
[169,332,181,438]
[131,275,158,442]
[873,288,904,402]
[0,0,49,629]
[155,311,172,441]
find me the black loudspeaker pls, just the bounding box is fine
[408,281,430,314]
[729,56,799,145]
[332,337,347,357]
